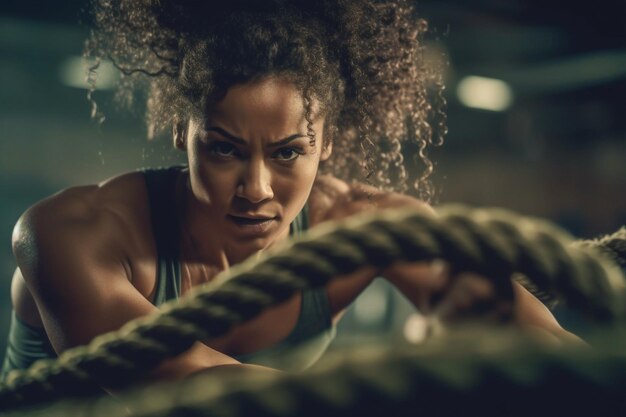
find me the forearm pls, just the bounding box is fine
[103,341,278,397]
[512,282,587,346]
[381,261,448,313]
[147,341,243,381]
[382,262,587,347]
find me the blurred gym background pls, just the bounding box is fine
[0,1,624,357]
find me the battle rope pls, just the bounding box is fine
[7,329,626,417]
[574,226,626,271]
[0,206,624,411]
[519,226,626,308]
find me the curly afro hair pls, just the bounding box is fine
[85,0,446,200]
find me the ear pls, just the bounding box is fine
[320,138,333,161]
[173,120,188,150]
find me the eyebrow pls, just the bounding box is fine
[205,126,308,148]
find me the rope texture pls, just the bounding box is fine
[7,330,626,417]
[0,205,623,411]
[574,227,626,270]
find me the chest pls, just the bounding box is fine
[128,248,304,355]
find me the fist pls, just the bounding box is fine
[384,261,515,328]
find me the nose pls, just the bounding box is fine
[236,157,274,204]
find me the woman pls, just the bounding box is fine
[2,0,574,380]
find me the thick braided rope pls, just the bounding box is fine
[574,227,626,270]
[8,329,626,417]
[519,227,626,308]
[0,205,624,410]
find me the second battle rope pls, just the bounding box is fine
[0,205,624,410]
[10,330,626,417]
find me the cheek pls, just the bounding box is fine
[274,159,320,210]
[188,152,239,206]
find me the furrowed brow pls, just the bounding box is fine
[205,126,307,147]
[205,126,246,145]
[267,134,308,148]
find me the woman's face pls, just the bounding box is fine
[183,76,330,253]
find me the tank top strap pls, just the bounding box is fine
[289,202,309,237]
[141,169,313,310]
[141,166,184,305]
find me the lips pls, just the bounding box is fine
[227,214,277,233]
[228,214,276,223]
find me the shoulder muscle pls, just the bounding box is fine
[11,186,139,350]
[309,175,434,226]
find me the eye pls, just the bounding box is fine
[272,147,303,162]
[208,141,239,158]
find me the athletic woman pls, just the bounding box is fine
[2,0,575,380]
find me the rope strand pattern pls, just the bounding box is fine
[0,205,623,411]
[8,330,626,417]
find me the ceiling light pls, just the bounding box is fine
[457,75,514,112]
[58,56,118,90]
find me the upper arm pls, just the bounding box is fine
[11,196,151,352]
[310,175,434,225]
[11,267,44,328]
[309,176,436,322]
[12,194,240,381]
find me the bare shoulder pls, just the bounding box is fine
[12,171,150,283]
[308,174,434,227]
[307,175,349,226]
[10,171,174,351]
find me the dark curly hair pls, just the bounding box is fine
[85,0,446,200]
